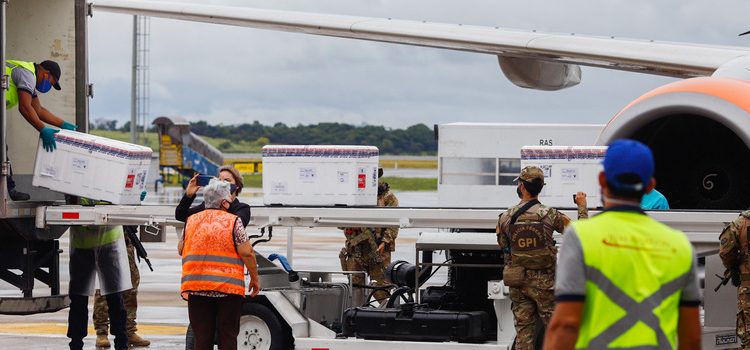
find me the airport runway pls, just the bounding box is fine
[0,190,445,349]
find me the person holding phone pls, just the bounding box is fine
[175,166,251,227]
[176,167,253,349]
[178,179,260,350]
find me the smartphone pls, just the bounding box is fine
[196,175,214,186]
[572,194,577,204]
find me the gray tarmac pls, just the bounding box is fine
[0,190,441,349]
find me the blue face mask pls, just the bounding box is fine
[37,79,52,93]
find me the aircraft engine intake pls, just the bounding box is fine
[598,77,750,210]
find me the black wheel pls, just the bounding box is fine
[185,323,195,350]
[238,302,291,350]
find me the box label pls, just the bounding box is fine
[136,170,147,189]
[358,173,366,189]
[125,174,135,189]
[561,168,578,184]
[299,167,317,182]
[540,164,552,178]
[41,165,57,178]
[271,181,287,193]
[72,157,89,173]
[337,171,349,184]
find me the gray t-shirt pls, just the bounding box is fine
[8,63,37,98]
[555,226,701,305]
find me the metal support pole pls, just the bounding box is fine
[130,15,137,143]
[286,226,294,267]
[0,0,9,207]
[75,0,90,132]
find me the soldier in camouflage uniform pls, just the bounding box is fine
[496,166,588,350]
[373,174,400,269]
[339,227,389,304]
[719,211,750,349]
[94,227,150,348]
[339,169,397,305]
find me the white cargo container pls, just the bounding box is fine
[262,145,379,206]
[32,130,152,205]
[438,123,603,207]
[521,146,607,208]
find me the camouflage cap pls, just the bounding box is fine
[514,166,545,184]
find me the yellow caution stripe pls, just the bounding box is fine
[0,323,187,335]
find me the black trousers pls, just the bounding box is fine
[67,293,128,350]
[188,294,245,350]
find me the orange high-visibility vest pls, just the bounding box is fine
[181,209,245,299]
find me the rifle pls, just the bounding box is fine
[714,268,740,292]
[124,226,154,272]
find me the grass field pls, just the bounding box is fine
[380,159,437,169]
[242,174,436,191]
[242,174,263,188]
[380,176,437,191]
[90,130,262,153]
[90,130,161,150]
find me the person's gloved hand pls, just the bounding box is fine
[39,127,59,152]
[60,121,78,131]
[140,191,147,202]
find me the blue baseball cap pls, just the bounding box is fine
[602,139,654,192]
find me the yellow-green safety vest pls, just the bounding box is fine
[71,197,122,249]
[71,225,124,249]
[572,210,694,349]
[4,60,36,110]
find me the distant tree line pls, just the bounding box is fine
[190,121,437,155]
[90,119,437,155]
[90,119,156,133]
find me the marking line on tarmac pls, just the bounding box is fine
[0,323,187,335]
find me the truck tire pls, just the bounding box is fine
[238,302,290,350]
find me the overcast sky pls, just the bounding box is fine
[88,0,750,128]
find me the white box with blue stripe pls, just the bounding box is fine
[520,146,606,208]
[32,130,152,205]
[262,145,379,206]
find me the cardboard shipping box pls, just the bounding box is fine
[32,130,152,205]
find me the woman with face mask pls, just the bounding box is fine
[175,165,251,227]
[178,179,260,350]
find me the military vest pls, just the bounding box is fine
[506,200,557,270]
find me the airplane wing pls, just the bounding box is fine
[92,1,750,81]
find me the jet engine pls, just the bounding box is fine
[598,77,750,209]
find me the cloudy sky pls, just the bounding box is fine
[88,0,749,128]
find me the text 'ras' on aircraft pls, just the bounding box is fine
[95,0,750,210]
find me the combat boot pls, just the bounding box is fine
[128,333,151,347]
[95,334,111,348]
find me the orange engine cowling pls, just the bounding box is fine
[598,77,750,210]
